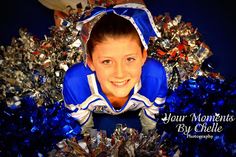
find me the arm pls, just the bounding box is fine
[62,63,94,133]
[139,59,168,133]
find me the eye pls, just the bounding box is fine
[127,57,136,62]
[101,59,112,65]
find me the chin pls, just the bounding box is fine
[112,91,130,98]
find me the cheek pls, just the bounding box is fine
[95,68,111,81]
[128,67,142,79]
[129,63,143,74]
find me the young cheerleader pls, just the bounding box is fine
[62,3,167,134]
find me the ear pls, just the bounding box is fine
[86,55,95,71]
[142,49,148,64]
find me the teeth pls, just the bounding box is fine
[112,80,128,87]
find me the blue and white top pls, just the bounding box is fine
[62,58,167,133]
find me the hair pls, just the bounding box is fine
[86,13,144,56]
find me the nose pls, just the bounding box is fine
[114,62,126,78]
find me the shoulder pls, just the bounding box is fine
[140,58,167,102]
[64,62,93,80]
[63,62,93,104]
[142,58,166,78]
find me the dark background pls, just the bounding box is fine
[0,0,235,79]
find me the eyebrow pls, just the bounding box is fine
[97,56,112,59]
[98,53,138,59]
[98,52,138,58]
[125,53,138,56]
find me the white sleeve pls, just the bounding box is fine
[139,97,166,134]
[65,103,94,133]
[139,105,158,134]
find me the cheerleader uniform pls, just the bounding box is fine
[63,58,167,133]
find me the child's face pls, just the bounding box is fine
[87,35,147,98]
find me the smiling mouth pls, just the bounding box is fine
[111,80,130,87]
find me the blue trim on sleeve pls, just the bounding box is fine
[143,109,157,122]
[83,98,103,110]
[80,111,92,126]
[130,97,149,108]
[153,101,165,107]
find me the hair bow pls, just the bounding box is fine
[77,3,161,50]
